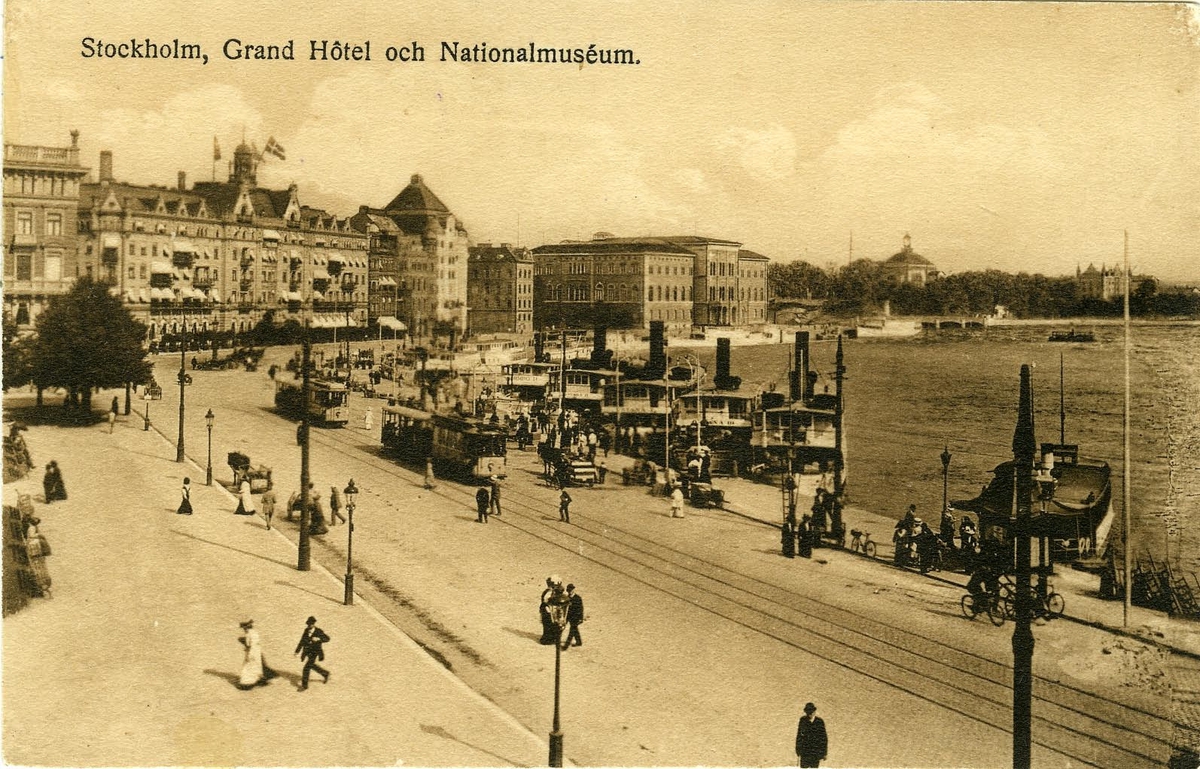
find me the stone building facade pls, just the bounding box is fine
[467,243,533,335]
[352,174,469,337]
[75,143,367,341]
[3,131,90,330]
[881,233,939,286]
[1076,263,1125,301]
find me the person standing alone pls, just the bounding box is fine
[475,484,491,523]
[295,616,330,691]
[489,475,503,517]
[795,702,828,767]
[561,584,584,650]
[558,489,572,523]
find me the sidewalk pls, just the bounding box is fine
[2,409,544,767]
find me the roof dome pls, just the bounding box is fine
[887,233,933,266]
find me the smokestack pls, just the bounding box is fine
[592,325,607,362]
[713,337,741,391]
[790,331,809,402]
[1013,364,1037,463]
[534,331,545,362]
[177,171,187,191]
[648,321,666,378]
[99,151,113,183]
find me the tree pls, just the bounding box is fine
[29,277,152,409]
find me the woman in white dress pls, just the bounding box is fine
[234,479,257,516]
[236,620,266,689]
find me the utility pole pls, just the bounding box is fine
[176,335,187,462]
[298,328,312,571]
[1011,364,1037,769]
[833,334,846,499]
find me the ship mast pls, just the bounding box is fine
[1123,230,1132,627]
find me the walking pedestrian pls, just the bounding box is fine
[797,515,813,558]
[234,479,257,516]
[363,406,374,432]
[43,461,67,502]
[782,513,797,558]
[308,487,328,535]
[329,485,346,525]
[177,477,193,515]
[475,485,491,523]
[597,460,607,485]
[424,457,436,489]
[111,396,120,416]
[261,487,276,530]
[294,616,330,691]
[559,489,572,523]
[561,584,584,650]
[794,702,828,767]
[286,489,302,521]
[489,475,503,517]
[236,620,276,690]
[670,485,685,518]
[108,409,116,434]
[539,576,564,644]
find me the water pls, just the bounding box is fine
[681,323,1200,573]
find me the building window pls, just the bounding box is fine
[46,213,63,236]
[16,253,33,280]
[16,211,33,235]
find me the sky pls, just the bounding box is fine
[5,1,1199,282]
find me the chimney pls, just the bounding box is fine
[713,337,741,391]
[99,151,113,183]
[177,171,187,191]
[648,321,666,378]
[592,325,607,361]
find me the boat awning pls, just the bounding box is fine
[312,269,331,281]
[378,316,407,331]
[262,229,281,241]
[172,239,197,253]
[151,261,173,274]
[102,234,122,249]
[952,459,1112,538]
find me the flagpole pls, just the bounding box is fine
[1123,230,1132,628]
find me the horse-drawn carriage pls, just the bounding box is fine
[227,452,273,492]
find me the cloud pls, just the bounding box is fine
[718,123,797,182]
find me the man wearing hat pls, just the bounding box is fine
[295,616,330,690]
[794,702,828,767]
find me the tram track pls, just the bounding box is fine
[306,424,1175,767]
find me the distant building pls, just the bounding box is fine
[467,243,533,335]
[1076,263,1126,301]
[881,234,940,286]
[352,174,469,337]
[532,236,696,331]
[736,249,770,325]
[76,142,367,341]
[3,131,89,330]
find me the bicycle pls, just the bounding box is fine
[849,529,876,558]
[998,574,1065,621]
[961,590,1006,627]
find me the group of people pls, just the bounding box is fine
[42,461,67,503]
[893,505,981,573]
[474,476,504,523]
[236,615,331,692]
[538,576,585,650]
[782,477,845,559]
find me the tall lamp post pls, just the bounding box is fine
[176,333,191,463]
[143,391,152,431]
[549,607,566,767]
[205,409,215,486]
[1011,364,1037,769]
[343,479,358,605]
[940,445,951,514]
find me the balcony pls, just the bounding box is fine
[240,254,256,268]
[239,278,254,291]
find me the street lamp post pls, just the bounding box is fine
[1011,364,1037,769]
[176,332,189,462]
[343,479,358,605]
[940,445,951,514]
[549,614,565,767]
[205,409,215,486]
[143,392,152,431]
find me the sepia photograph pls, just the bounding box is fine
[3,1,1200,766]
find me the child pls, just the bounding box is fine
[559,489,572,524]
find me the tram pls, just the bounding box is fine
[381,405,508,478]
[275,378,350,426]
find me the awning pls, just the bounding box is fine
[312,269,331,281]
[262,229,281,241]
[102,234,122,249]
[208,289,222,303]
[378,317,407,331]
[172,239,197,253]
[285,291,304,302]
[328,253,344,264]
[375,276,397,287]
[174,269,191,281]
[150,288,176,301]
[124,289,137,303]
[138,289,149,303]
[151,261,173,274]
[311,291,324,301]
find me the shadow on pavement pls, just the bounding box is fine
[202,668,242,688]
[171,528,297,570]
[418,723,531,768]
[274,579,342,606]
[500,626,543,644]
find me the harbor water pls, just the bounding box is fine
[678,322,1200,574]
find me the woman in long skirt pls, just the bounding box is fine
[235,479,257,515]
[177,477,193,515]
[236,620,267,689]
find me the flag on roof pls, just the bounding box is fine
[264,136,286,161]
[213,137,221,161]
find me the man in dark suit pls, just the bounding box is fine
[295,616,330,691]
[561,584,584,650]
[795,702,828,767]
